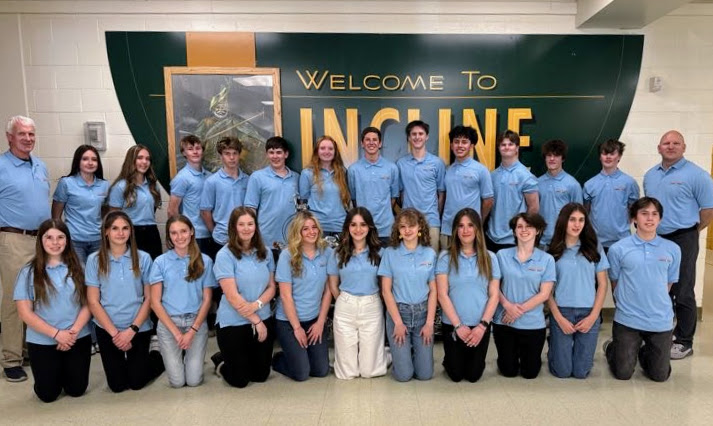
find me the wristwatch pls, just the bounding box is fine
[256,299,264,310]
[479,320,491,329]
[129,324,140,333]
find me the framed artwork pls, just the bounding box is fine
[164,66,282,176]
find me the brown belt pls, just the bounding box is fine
[0,227,38,236]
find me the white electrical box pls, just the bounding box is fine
[84,122,106,151]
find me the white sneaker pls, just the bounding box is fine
[149,335,160,353]
[670,343,693,360]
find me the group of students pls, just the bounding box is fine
[9,118,701,404]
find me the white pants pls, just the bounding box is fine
[333,292,387,379]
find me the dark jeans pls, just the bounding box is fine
[95,327,164,393]
[216,320,275,388]
[442,323,490,383]
[273,318,329,382]
[27,336,92,403]
[493,324,546,379]
[134,224,163,260]
[661,226,699,348]
[605,321,671,382]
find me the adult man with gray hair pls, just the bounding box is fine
[0,115,50,382]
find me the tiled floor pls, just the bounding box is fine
[2,321,713,425]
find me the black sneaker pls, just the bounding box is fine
[4,367,28,382]
[210,352,224,378]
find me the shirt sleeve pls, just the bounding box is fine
[139,252,153,284]
[275,249,293,284]
[201,256,217,288]
[298,169,311,200]
[327,249,339,277]
[213,248,236,281]
[243,174,260,209]
[522,171,539,194]
[435,252,450,275]
[390,163,400,198]
[52,177,69,202]
[108,180,125,208]
[12,266,33,301]
[85,254,100,287]
[148,256,165,285]
[199,177,216,211]
[479,166,495,199]
[489,251,502,280]
[170,173,189,198]
[627,178,641,205]
[377,249,393,277]
[668,243,682,284]
[693,170,713,209]
[582,179,593,203]
[428,248,436,282]
[607,245,621,282]
[266,252,276,273]
[436,159,446,192]
[571,180,583,204]
[596,245,610,272]
[542,254,557,283]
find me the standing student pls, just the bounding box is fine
[327,207,387,379]
[149,215,215,388]
[108,145,163,260]
[244,136,299,252]
[211,207,276,388]
[583,139,640,252]
[379,208,437,382]
[440,125,494,250]
[436,208,500,383]
[200,136,249,260]
[168,135,213,255]
[537,140,583,247]
[52,145,109,264]
[397,120,446,252]
[348,127,399,246]
[14,219,92,402]
[493,212,555,379]
[85,211,164,392]
[273,211,332,381]
[547,203,608,379]
[605,197,680,381]
[486,130,539,252]
[299,135,351,237]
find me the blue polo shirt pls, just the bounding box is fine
[299,167,347,233]
[377,243,436,304]
[213,246,275,327]
[553,243,609,308]
[327,248,382,296]
[495,247,556,329]
[0,151,50,230]
[14,263,91,345]
[170,165,212,239]
[275,247,331,322]
[53,174,109,242]
[487,161,538,245]
[538,170,583,245]
[608,234,680,332]
[85,249,153,332]
[149,250,216,316]
[436,250,501,326]
[348,157,400,237]
[441,158,494,236]
[397,153,446,227]
[643,158,713,235]
[583,169,640,248]
[244,166,299,247]
[200,168,249,245]
[108,179,156,226]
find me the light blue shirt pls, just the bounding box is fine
[608,234,680,332]
[378,243,436,304]
[108,179,156,226]
[14,263,91,345]
[299,167,347,233]
[85,250,153,332]
[643,158,713,235]
[487,161,538,245]
[275,247,331,322]
[213,246,275,327]
[397,153,446,227]
[441,158,494,236]
[583,169,640,248]
[149,250,216,316]
[537,170,583,245]
[327,248,382,296]
[244,166,299,247]
[170,165,212,239]
[495,247,556,329]
[436,250,501,326]
[348,157,400,237]
[53,175,109,242]
[200,168,249,245]
[0,151,50,230]
[553,243,609,308]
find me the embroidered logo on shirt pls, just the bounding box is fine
[527,266,544,272]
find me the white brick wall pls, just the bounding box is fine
[0,0,712,306]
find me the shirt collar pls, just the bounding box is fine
[267,166,294,179]
[599,169,622,178]
[501,160,522,172]
[73,174,99,188]
[46,261,68,271]
[458,250,477,260]
[544,170,566,181]
[362,156,384,168]
[453,157,474,167]
[4,150,34,166]
[632,233,661,247]
[510,247,544,263]
[167,249,189,261]
[398,242,424,255]
[657,157,687,171]
[564,241,582,252]
[110,249,133,262]
[218,168,246,180]
[186,165,208,177]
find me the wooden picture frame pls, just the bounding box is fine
[164,66,282,177]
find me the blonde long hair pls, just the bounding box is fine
[308,136,350,208]
[165,215,205,281]
[287,211,327,277]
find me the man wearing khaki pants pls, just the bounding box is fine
[0,115,50,382]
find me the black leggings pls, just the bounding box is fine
[216,320,274,388]
[95,327,164,393]
[493,324,546,379]
[441,323,491,383]
[27,335,92,403]
[134,224,163,260]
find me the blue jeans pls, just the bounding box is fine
[386,301,433,382]
[72,239,100,265]
[548,307,601,379]
[273,318,329,382]
[156,313,209,387]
